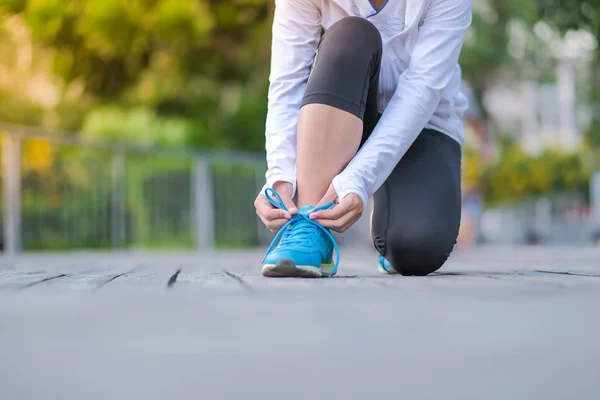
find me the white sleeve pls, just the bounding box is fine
[260,0,322,198]
[331,0,472,209]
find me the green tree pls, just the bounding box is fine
[534,1,600,149]
[1,0,273,150]
[459,0,538,117]
[2,0,598,153]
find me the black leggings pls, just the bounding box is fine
[301,17,462,276]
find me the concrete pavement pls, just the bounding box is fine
[0,246,599,400]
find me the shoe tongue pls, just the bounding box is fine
[297,205,313,214]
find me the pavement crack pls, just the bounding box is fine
[19,274,69,289]
[433,271,526,278]
[167,268,182,288]
[222,269,253,291]
[95,269,137,290]
[534,270,600,278]
[372,279,395,288]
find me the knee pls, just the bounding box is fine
[323,17,382,58]
[384,227,457,276]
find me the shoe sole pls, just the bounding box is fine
[378,265,398,275]
[321,263,336,277]
[261,259,322,278]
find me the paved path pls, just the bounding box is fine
[0,246,599,400]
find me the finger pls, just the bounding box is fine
[265,218,289,231]
[255,197,292,220]
[257,211,288,230]
[309,204,348,220]
[316,218,345,233]
[264,208,292,221]
[279,195,298,215]
[315,206,362,230]
[270,183,298,214]
[314,193,337,209]
[256,195,295,218]
[254,195,272,210]
[314,187,338,209]
[316,212,358,233]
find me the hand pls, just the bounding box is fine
[309,184,363,233]
[254,182,298,232]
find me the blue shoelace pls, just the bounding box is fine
[262,188,341,278]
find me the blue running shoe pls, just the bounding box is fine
[261,188,340,278]
[378,253,398,275]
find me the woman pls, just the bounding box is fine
[254,0,473,278]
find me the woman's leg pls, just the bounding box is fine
[372,130,462,276]
[295,16,459,276]
[261,17,381,278]
[296,17,382,207]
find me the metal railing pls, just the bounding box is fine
[0,124,272,254]
[2,123,596,254]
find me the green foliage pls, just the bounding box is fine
[1,0,272,150]
[80,105,211,148]
[536,0,600,35]
[0,0,26,13]
[21,0,215,96]
[12,0,271,98]
[535,1,600,152]
[460,0,537,92]
[483,142,592,205]
[220,86,268,152]
[2,0,599,153]
[0,89,44,125]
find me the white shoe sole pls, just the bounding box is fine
[378,264,398,275]
[261,260,322,278]
[321,264,336,277]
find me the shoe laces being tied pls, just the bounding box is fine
[262,188,341,278]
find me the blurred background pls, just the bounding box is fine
[0,0,599,254]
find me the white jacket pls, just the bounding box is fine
[263,0,473,209]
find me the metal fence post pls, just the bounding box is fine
[193,158,215,250]
[591,170,600,225]
[2,133,22,255]
[110,151,126,248]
